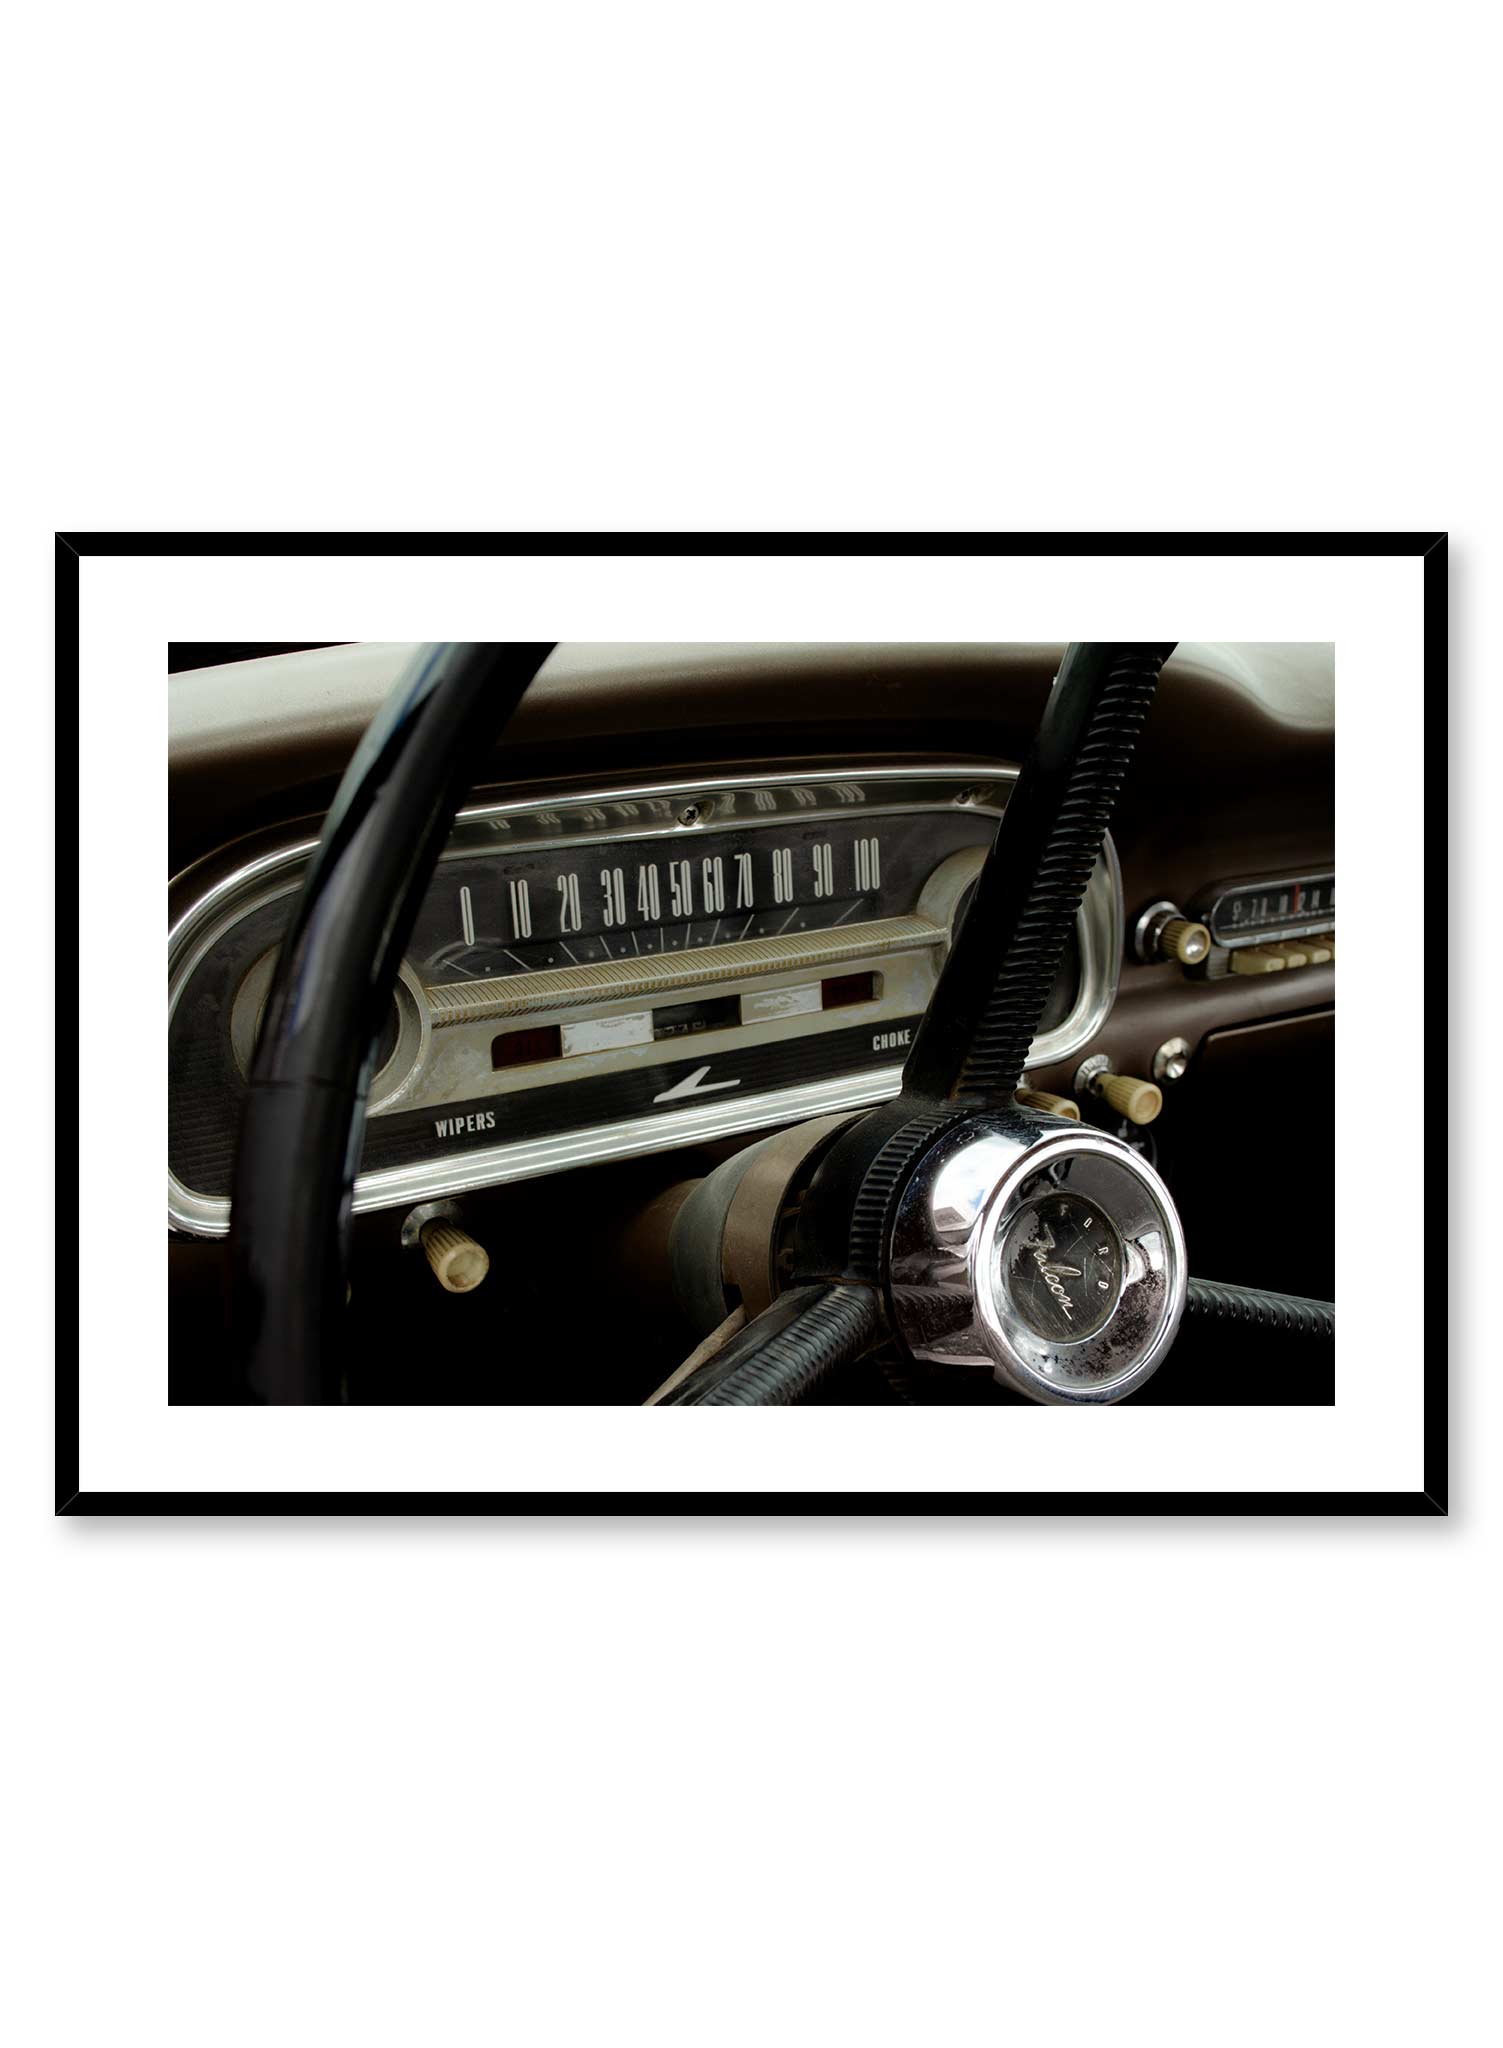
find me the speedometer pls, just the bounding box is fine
[167,766,1123,1235]
[415,811,929,981]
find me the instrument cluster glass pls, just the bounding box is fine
[414,811,974,984]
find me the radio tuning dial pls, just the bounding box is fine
[1133,899,1210,968]
[1158,916,1211,965]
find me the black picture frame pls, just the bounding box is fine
[57,530,1445,1515]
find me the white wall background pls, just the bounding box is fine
[6,4,1494,2044]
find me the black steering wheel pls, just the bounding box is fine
[228,642,1333,1404]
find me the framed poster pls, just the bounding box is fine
[59,531,1442,1513]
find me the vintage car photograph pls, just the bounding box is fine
[167,637,1335,1408]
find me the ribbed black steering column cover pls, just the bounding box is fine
[791,642,1176,1292]
[901,641,1175,1105]
[228,643,554,1403]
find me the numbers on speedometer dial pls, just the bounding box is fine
[412,813,996,984]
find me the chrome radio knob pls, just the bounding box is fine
[1133,898,1210,967]
[1158,916,1211,965]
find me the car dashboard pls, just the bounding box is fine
[167,640,1335,1404]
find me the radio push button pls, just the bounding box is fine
[1229,946,1288,975]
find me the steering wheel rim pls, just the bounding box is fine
[228,643,554,1401]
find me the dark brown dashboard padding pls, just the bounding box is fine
[168,643,1064,870]
[169,637,1337,1006]
[1022,976,1336,1108]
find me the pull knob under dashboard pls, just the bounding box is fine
[401,1202,492,1294]
[1074,1054,1163,1126]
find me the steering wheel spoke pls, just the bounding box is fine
[649,1283,887,1406]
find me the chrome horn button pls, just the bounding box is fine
[887,1110,1186,1403]
[998,1189,1124,1343]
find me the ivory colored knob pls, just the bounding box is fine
[1159,917,1211,965]
[1014,1088,1082,1122]
[420,1221,491,1294]
[1096,1072,1162,1125]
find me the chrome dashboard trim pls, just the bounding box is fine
[423,913,944,1023]
[168,763,1123,1236]
[168,1065,915,1238]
